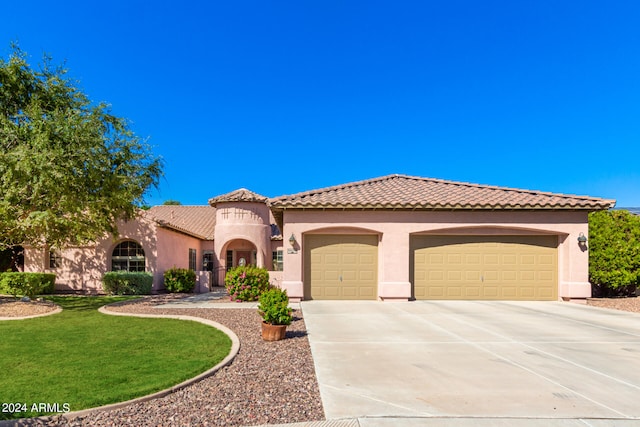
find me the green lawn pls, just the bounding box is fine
[0,296,232,420]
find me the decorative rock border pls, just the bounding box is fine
[0,306,62,321]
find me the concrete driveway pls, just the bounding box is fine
[300,300,640,424]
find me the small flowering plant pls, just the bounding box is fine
[224,265,270,301]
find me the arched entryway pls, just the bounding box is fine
[217,238,260,285]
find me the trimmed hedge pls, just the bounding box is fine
[589,210,640,297]
[0,272,56,298]
[102,271,153,295]
[163,268,196,293]
[225,265,270,302]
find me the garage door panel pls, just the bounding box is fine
[484,254,499,264]
[342,287,357,297]
[503,254,517,264]
[448,271,462,281]
[539,288,554,298]
[430,287,444,297]
[359,271,375,281]
[325,254,339,264]
[429,270,443,281]
[503,287,517,297]
[467,271,481,281]
[502,271,517,281]
[412,235,557,301]
[485,286,498,297]
[305,235,378,300]
[430,254,444,264]
[466,254,481,264]
[448,254,462,264]
[521,288,535,298]
[465,286,481,297]
[342,253,357,264]
[540,255,554,265]
[540,271,553,281]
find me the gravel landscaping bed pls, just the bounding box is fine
[0,296,58,318]
[586,295,640,313]
[15,295,325,427]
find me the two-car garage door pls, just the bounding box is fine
[411,235,558,300]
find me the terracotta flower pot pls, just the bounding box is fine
[261,321,287,341]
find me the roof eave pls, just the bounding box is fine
[155,221,213,240]
[269,203,615,211]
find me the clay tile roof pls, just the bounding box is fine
[145,205,216,240]
[208,188,269,206]
[269,174,616,211]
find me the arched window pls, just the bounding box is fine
[111,241,146,272]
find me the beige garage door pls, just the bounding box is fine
[411,235,558,301]
[305,234,378,300]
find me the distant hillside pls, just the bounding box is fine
[617,207,640,215]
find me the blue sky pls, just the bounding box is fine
[3,1,640,207]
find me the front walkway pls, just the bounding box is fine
[153,288,300,310]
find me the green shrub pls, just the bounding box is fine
[102,272,153,295]
[258,287,292,325]
[163,268,196,293]
[589,210,640,297]
[225,265,270,302]
[0,272,56,298]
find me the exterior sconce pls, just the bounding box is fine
[289,233,296,247]
[577,232,588,248]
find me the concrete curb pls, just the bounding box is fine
[0,306,62,321]
[0,305,240,426]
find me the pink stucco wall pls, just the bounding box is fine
[155,227,213,288]
[213,201,272,285]
[23,202,594,301]
[24,214,214,293]
[280,209,591,301]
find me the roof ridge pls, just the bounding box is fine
[269,174,616,210]
[381,174,614,202]
[209,188,269,205]
[270,174,406,202]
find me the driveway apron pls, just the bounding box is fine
[300,300,640,421]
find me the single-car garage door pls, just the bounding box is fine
[411,235,558,300]
[305,234,378,300]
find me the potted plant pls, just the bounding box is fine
[257,287,293,341]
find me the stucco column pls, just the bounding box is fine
[559,227,592,299]
[378,231,411,301]
[281,219,304,302]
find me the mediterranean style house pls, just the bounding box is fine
[24,174,615,301]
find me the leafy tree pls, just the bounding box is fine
[589,210,640,297]
[163,200,181,205]
[0,246,23,272]
[0,45,163,250]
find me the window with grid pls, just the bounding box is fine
[226,250,233,271]
[189,248,197,271]
[111,241,146,272]
[272,249,283,271]
[48,250,62,269]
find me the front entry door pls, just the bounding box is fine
[236,251,252,267]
